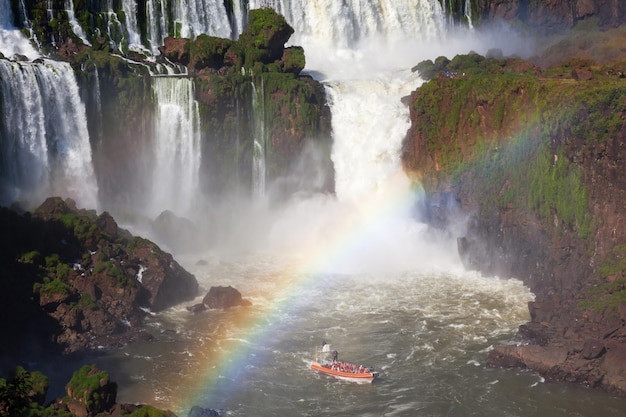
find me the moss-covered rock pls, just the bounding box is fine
[65,365,117,415]
[237,7,294,66]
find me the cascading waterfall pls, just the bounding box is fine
[171,0,231,39]
[465,0,474,28]
[0,0,98,210]
[251,78,266,199]
[246,0,448,205]
[248,0,446,47]
[0,60,99,210]
[65,0,90,45]
[150,76,201,218]
[121,0,144,52]
[0,0,38,60]
[144,0,233,54]
[146,0,168,53]
[103,0,126,50]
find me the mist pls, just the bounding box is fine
[131,17,542,277]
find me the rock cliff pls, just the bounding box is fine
[403,49,626,394]
[444,0,626,32]
[0,197,199,357]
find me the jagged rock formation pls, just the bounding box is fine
[403,52,626,394]
[0,197,199,356]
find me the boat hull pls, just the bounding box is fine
[310,362,378,383]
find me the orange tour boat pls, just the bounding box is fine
[310,361,379,383]
[310,341,379,383]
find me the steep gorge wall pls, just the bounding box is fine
[469,0,626,32]
[403,55,626,393]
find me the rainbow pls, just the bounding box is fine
[168,171,422,414]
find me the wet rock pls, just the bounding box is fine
[188,405,224,417]
[186,303,207,313]
[202,286,252,310]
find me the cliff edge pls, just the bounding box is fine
[403,47,626,394]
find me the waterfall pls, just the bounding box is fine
[0,0,39,60]
[121,0,144,52]
[240,1,448,203]
[465,0,474,28]
[151,76,201,218]
[65,0,91,45]
[0,60,99,210]
[248,0,446,47]
[146,0,168,53]
[144,0,232,53]
[172,0,231,39]
[251,78,266,199]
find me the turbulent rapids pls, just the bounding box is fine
[2,1,626,416]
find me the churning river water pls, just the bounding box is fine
[42,250,626,417]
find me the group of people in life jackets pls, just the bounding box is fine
[320,340,371,374]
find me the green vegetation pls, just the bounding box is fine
[581,245,626,314]
[36,277,71,298]
[127,405,174,417]
[66,365,115,413]
[0,364,173,417]
[409,54,626,241]
[75,292,98,311]
[0,366,49,417]
[18,251,41,264]
[94,261,131,287]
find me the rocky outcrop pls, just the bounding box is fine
[187,285,252,312]
[1,364,177,417]
[403,53,626,395]
[202,286,252,309]
[0,198,199,355]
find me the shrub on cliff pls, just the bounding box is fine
[0,366,48,416]
[0,365,176,416]
[187,34,234,72]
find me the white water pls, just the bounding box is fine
[150,76,202,218]
[0,60,99,210]
[0,0,39,60]
[0,0,98,209]
[65,0,90,46]
[251,79,267,199]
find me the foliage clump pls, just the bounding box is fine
[0,365,174,416]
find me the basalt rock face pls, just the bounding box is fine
[403,54,626,395]
[0,197,198,356]
[473,0,626,32]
